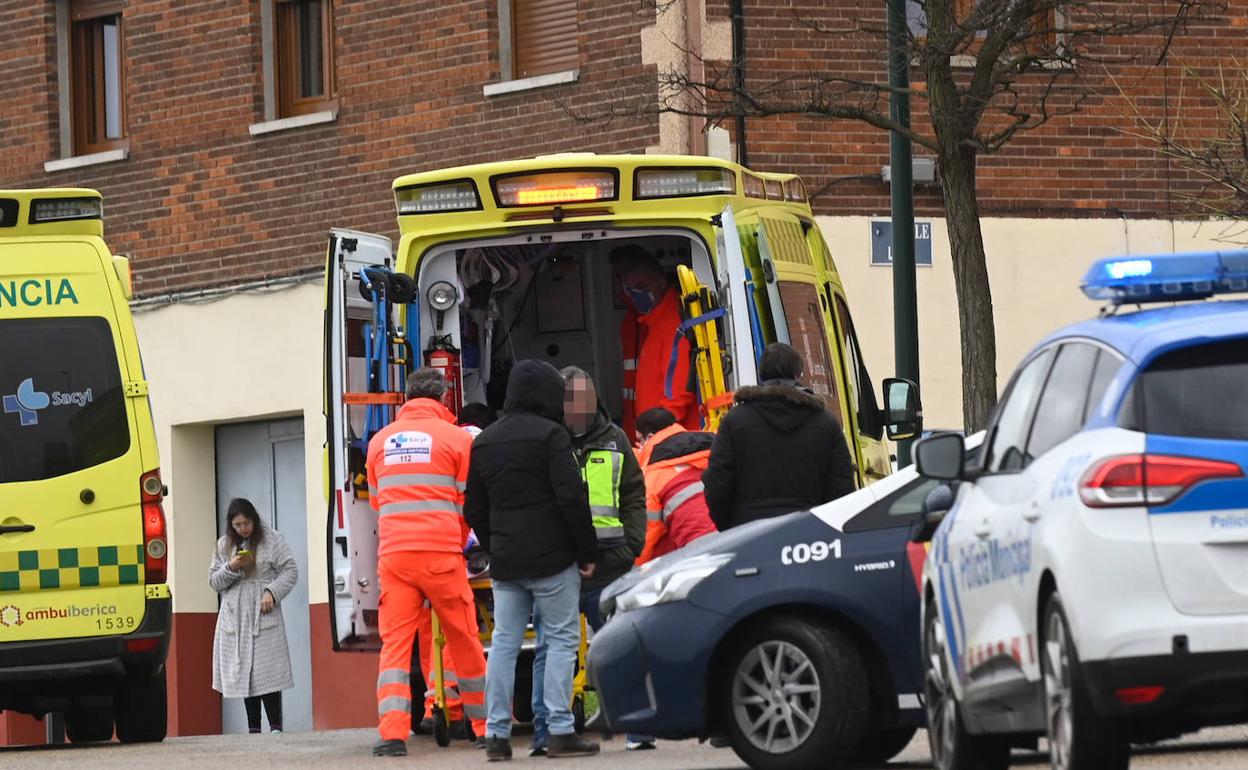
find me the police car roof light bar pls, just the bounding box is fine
[1082,249,1248,305]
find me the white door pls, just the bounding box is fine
[216,418,312,734]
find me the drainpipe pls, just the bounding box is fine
[730,0,748,166]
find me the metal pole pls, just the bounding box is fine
[887,0,920,467]
[730,0,748,166]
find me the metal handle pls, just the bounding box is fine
[0,524,35,534]
[1023,503,1042,522]
[974,522,992,539]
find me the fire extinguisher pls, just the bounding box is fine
[425,337,462,417]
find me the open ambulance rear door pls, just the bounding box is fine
[325,229,393,651]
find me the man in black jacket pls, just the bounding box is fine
[529,366,648,754]
[703,343,856,530]
[464,359,600,760]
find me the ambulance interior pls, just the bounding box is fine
[414,231,716,425]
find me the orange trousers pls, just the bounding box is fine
[377,551,487,741]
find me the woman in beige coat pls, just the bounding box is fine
[210,498,299,733]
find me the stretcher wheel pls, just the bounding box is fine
[388,272,416,304]
[432,708,451,748]
[572,696,585,734]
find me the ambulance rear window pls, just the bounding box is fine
[0,317,130,483]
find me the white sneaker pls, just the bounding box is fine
[271,729,282,735]
[625,740,655,751]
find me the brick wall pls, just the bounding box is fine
[711,0,1248,219]
[2,1,1243,297]
[0,1,658,297]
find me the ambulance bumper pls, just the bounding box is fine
[0,594,171,684]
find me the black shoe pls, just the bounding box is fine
[450,719,471,741]
[548,733,600,758]
[485,737,513,761]
[708,736,731,748]
[475,736,490,750]
[372,739,407,757]
[413,717,432,736]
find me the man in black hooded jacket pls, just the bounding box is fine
[464,359,600,759]
[703,343,856,530]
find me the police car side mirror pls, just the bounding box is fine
[915,432,966,481]
[882,378,922,441]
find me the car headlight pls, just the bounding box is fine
[614,553,733,613]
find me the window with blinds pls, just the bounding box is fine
[512,0,578,79]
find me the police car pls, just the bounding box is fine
[916,250,1248,770]
[587,410,973,770]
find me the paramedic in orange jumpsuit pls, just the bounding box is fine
[369,368,488,757]
[612,245,699,438]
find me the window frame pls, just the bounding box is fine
[1023,341,1101,461]
[907,0,1062,60]
[69,0,126,156]
[274,0,337,119]
[980,345,1056,475]
[505,0,579,82]
[831,292,884,441]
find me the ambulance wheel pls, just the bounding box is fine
[65,706,114,743]
[114,669,167,743]
[388,273,416,304]
[721,617,868,770]
[572,696,585,734]
[432,708,451,748]
[1041,595,1129,770]
[851,725,917,764]
[923,601,1009,770]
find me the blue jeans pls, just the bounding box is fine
[532,585,655,748]
[486,563,581,739]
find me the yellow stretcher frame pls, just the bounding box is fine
[676,264,732,431]
[425,578,592,746]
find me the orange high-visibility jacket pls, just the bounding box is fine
[636,424,713,564]
[621,286,699,438]
[367,398,472,557]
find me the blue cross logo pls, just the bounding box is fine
[3,378,50,427]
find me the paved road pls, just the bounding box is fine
[2,726,1247,768]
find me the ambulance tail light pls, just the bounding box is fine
[140,470,169,584]
[30,196,103,223]
[634,168,736,199]
[493,170,617,207]
[1079,454,1243,508]
[395,180,482,214]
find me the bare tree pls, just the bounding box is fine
[1120,59,1248,238]
[589,0,1222,430]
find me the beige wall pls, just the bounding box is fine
[824,215,1229,430]
[132,282,326,613]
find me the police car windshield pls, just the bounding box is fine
[1128,338,1248,440]
[0,317,130,483]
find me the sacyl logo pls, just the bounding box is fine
[0,605,22,628]
[3,378,50,426]
[2,378,93,427]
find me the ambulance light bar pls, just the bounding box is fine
[634,168,735,199]
[0,199,16,228]
[1081,250,1248,304]
[396,180,481,214]
[785,178,808,203]
[493,170,617,207]
[30,196,102,223]
[743,174,766,199]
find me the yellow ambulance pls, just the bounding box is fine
[323,154,921,650]
[0,189,170,743]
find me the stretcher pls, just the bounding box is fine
[672,264,733,431]
[424,573,593,747]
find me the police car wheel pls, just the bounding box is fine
[65,706,115,743]
[722,617,867,770]
[114,669,168,743]
[923,602,1010,770]
[1041,595,1128,770]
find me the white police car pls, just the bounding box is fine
[916,250,1248,770]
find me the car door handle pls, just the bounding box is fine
[974,522,992,539]
[1023,504,1042,522]
[0,524,35,534]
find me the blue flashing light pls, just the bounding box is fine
[1081,250,1248,304]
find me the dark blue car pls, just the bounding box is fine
[588,443,980,770]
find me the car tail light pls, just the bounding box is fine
[1115,686,1165,705]
[140,470,168,583]
[1079,454,1243,508]
[126,637,161,654]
